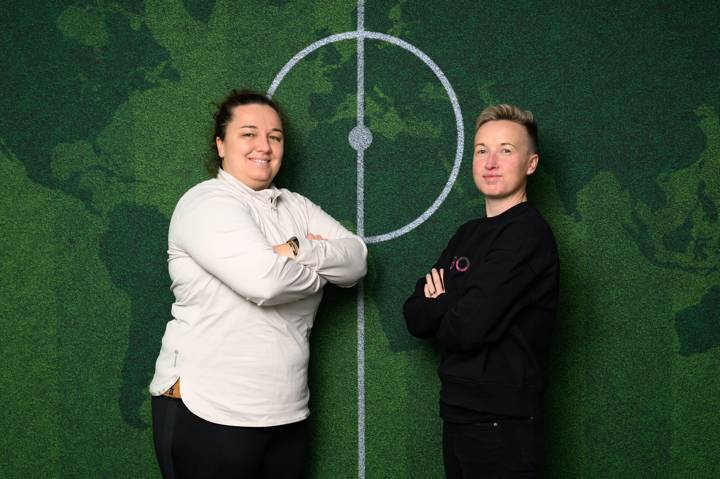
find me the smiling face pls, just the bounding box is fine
[472,120,538,213]
[215,103,284,190]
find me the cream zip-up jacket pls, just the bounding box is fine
[149,169,367,427]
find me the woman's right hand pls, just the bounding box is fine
[423,268,445,299]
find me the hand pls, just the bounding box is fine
[306,233,325,240]
[272,243,295,258]
[423,268,445,299]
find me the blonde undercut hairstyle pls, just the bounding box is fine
[475,104,538,153]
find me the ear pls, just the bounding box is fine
[215,136,225,158]
[526,153,539,176]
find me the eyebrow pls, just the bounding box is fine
[474,142,516,147]
[238,125,284,133]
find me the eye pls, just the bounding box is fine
[501,147,512,154]
[269,135,283,143]
[476,148,487,155]
[242,132,255,138]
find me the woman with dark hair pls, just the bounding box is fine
[149,89,367,478]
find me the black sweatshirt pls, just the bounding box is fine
[403,202,559,421]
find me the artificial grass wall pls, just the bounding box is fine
[1,1,719,477]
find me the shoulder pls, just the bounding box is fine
[278,188,323,211]
[488,204,556,250]
[517,203,557,245]
[277,188,326,219]
[501,205,559,267]
[453,217,483,238]
[173,178,250,219]
[440,218,484,250]
[277,187,309,205]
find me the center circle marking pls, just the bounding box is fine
[268,31,464,244]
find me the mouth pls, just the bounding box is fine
[249,158,271,165]
[483,175,501,180]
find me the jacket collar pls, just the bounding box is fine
[218,168,282,207]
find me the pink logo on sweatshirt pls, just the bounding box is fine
[450,256,470,272]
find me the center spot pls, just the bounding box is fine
[349,125,373,151]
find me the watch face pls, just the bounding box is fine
[287,237,299,255]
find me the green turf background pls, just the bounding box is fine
[1,1,719,477]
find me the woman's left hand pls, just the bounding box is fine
[423,268,445,299]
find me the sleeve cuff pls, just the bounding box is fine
[294,236,318,267]
[426,290,455,317]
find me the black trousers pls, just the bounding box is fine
[151,396,308,479]
[442,417,542,479]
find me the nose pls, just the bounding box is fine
[255,134,272,153]
[485,151,498,169]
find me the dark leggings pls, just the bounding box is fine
[443,417,543,479]
[151,396,308,479]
